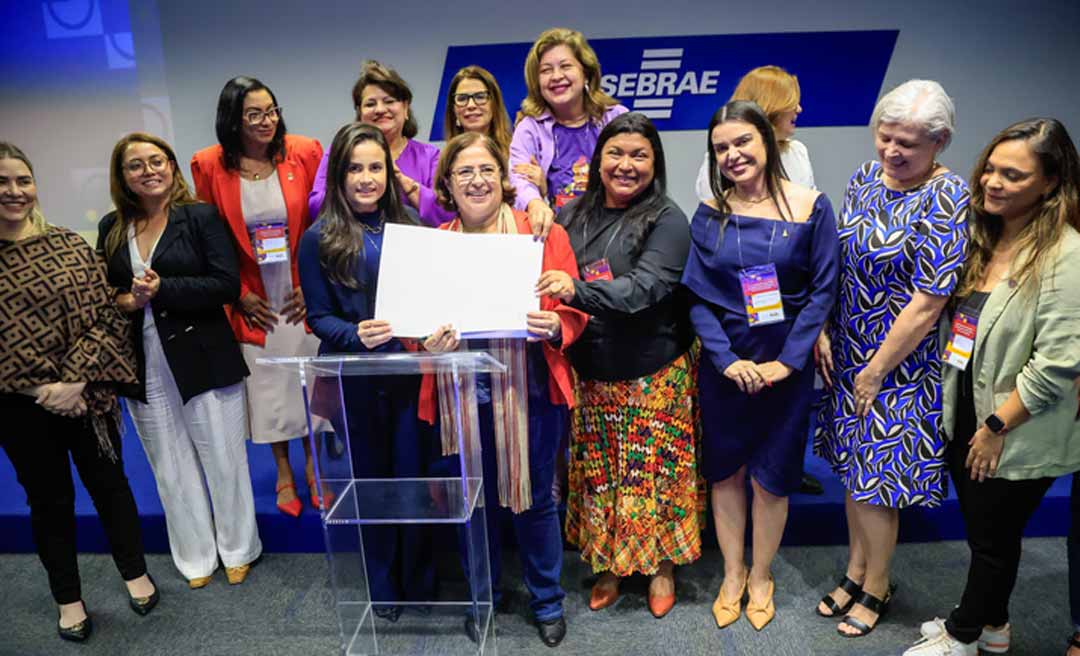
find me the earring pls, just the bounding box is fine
[455,118,461,128]
[585,81,591,93]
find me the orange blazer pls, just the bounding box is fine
[418,210,588,424]
[190,134,323,347]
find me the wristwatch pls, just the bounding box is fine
[984,413,1009,436]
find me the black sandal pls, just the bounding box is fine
[837,583,897,637]
[816,576,862,618]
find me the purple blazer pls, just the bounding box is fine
[308,137,453,227]
[508,104,629,211]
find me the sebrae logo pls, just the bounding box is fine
[431,30,898,141]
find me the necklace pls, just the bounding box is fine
[359,218,384,234]
[732,191,771,205]
[241,158,274,181]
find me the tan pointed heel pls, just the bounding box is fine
[711,574,747,629]
[745,576,775,631]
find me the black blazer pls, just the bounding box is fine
[97,202,248,403]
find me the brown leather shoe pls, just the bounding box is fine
[225,564,251,585]
[588,578,620,611]
[648,592,675,618]
[188,576,212,590]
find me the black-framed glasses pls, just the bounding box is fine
[453,91,490,107]
[451,165,499,184]
[243,106,282,126]
[123,156,169,175]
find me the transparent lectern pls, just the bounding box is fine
[259,352,504,656]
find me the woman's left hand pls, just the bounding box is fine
[424,324,459,353]
[535,270,575,303]
[966,426,1005,482]
[394,168,420,208]
[757,361,793,386]
[130,268,160,307]
[526,311,561,342]
[281,287,306,325]
[853,364,885,419]
[36,381,88,417]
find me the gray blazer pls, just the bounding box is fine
[941,225,1080,480]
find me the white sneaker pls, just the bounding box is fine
[920,616,1011,653]
[904,631,978,656]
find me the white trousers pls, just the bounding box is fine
[127,319,262,580]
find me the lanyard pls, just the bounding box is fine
[734,216,779,269]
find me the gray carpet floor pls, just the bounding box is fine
[0,538,1072,656]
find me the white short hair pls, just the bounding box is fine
[871,79,956,151]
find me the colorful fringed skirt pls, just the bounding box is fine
[565,348,703,576]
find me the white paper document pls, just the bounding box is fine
[374,223,544,338]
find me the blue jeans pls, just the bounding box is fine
[436,403,567,622]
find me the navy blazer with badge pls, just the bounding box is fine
[97,202,249,403]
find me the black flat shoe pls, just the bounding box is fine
[837,583,897,638]
[816,575,862,617]
[799,473,825,495]
[129,573,160,616]
[58,611,92,643]
[464,615,481,644]
[537,616,567,648]
[373,605,402,623]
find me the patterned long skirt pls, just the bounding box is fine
[565,348,703,576]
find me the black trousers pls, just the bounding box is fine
[945,435,1053,643]
[0,393,147,604]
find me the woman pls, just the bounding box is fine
[99,133,260,589]
[510,27,628,232]
[308,61,454,226]
[695,65,815,202]
[443,65,513,157]
[904,119,1080,655]
[683,101,838,631]
[536,112,698,618]
[814,80,970,637]
[297,122,435,620]
[0,142,157,642]
[418,132,587,647]
[191,76,330,517]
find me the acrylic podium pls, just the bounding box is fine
[258,352,505,656]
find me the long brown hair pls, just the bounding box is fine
[318,122,416,289]
[104,132,196,258]
[518,27,619,124]
[0,142,48,236]
[958,118,1080,297]
[443,66,512,158]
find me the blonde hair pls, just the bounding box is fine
[104,132,196,258]
[958,118,1080,297]
[730,65,801,141]
[0,142,48,236]
[443,66,513,158]
[518,27,619,123]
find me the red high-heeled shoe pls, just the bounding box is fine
[275,481,302,517]
[308,478,335,511]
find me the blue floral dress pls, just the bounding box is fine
[814,161,970,508]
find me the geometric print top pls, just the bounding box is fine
[0,226,136,455]
[815,161,970,508]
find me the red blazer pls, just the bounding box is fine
[190,134,323,346]
[419,210,588,424]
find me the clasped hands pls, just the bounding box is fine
[25,381,88,417]
[723,360,793,394]
[239,287,306,333]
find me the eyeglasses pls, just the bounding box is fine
[453,91,490,107]
[243,106,282,126]
[451,165,499,184]
[123,156,170,175]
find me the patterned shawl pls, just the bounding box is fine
[437,204,532,513]
[0,227,137,459]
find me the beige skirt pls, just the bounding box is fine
[240,318,331,444]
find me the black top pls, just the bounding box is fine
[559,197,693,381]
[98,202,248,403]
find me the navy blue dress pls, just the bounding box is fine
[297,208,437,607]
[683,196,839,495]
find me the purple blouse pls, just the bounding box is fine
[308,137,453,227]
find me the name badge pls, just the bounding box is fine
[252,221,288,264]
[739,263,785,327]
[582,258,614,282]
[943,308,978,370]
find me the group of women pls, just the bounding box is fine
[2,25,1079,655]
